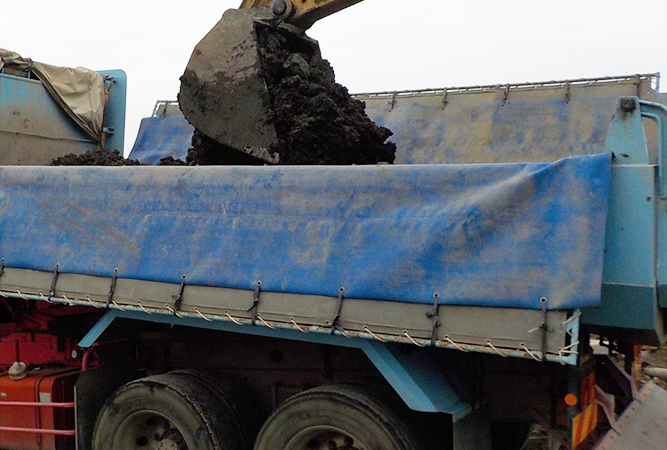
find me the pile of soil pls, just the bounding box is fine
[183,130,265,166]
[51,148,141,166]
[158,156,187,166]
[255,26,395,165]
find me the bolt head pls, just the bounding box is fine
[272,0,288,16]
[620,98,636,112]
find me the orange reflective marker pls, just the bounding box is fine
[565,393,578,407]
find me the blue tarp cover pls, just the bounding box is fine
[0,154,610,310]
[128,116,192,164]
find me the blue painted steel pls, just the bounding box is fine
[582,98,665,338]
[79,309,472,415]
[600,166,656,286]
[78,310,119,348]
[0,155,610,310]
[639,101,667,310]
[639,101,667,196]
[604,100,649,165]
[98,70,127,152]
[128,116,193,164]
[0,73,94,143]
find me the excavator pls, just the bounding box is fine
[178,0,365,163]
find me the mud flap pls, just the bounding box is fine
[453,406,492,450]
[593,382,667,450]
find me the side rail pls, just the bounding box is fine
[0,266,580,366]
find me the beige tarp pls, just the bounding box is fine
[0,49,105,141]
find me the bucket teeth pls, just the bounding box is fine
[179,9,279,163]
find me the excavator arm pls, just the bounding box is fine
[239,0,364,30]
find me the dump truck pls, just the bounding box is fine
[1,2,667,450]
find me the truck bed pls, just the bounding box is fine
[0,155,609,363]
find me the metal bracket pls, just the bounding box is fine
[426,292,441,347]
[501,85,510,106]
[49,264,60,299]
[441,89,449,110]
[106,268,118,309]
[171,275,187,315]
[540,297,548,362]
[388,92,397,112]
[248,281,262,325]
[330,287,345,335]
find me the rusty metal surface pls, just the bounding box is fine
[356,74,665,164]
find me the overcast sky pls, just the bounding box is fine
[1,0,666,154]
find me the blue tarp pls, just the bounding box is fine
[128,116,193,164]
[0,154,610,310]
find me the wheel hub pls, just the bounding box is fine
[286,426,367,450]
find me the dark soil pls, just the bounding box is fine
[51,148,141,166]
[255,25,395,165]
[158,156,187,166]
[184,130,265,166]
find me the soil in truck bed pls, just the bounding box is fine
[51,148,141,166]
[254,25,396,165]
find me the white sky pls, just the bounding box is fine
[1,0,666,154]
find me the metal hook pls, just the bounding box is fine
[194,307,213,322]
[290,318,309,333]
[87,296,102,309]
[39,291,54,304]
[225,311,243,326]
[364,326,386,342]
[403,330,425,347]
[443,335,469,352]
[257,314,276,329]
[165,304,181,317]
[519,343,541,362]
[137,302,152,315]
[112,300,126,312]
[486,340,508,357]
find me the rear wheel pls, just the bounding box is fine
[169,369,261,448]
[92,373,245,450]
[254,383,426,450]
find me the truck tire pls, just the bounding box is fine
[254,383,426,450]
[169,369,261,448]
[491,421,530,450]
[92,373,244,450]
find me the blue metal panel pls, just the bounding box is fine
[584,284,658,330]
[582,98,665,340]
[98,70,127,152]
[80,309,472,416]
[600,166,656,286]
[0,73,94,143]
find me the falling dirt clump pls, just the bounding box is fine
[256,26,396,165]
[51,148,142,166]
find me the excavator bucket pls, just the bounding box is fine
[179,8,280,163]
